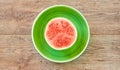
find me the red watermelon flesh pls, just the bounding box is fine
[45,18,76,49]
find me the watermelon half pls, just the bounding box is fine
[45,18,77,50]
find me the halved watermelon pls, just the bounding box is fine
[45,18,77,50]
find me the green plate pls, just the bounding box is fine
[32,5,90,63]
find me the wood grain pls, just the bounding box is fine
[0,35,120,70]
[0,0,120,70]
[0,0,120,35]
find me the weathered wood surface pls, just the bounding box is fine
[0,0,120,35]
[0,0,120,70]
[0,35,120,70]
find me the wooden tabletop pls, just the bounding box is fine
[0,0,120,70]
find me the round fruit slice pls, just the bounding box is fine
[45,18,77,50]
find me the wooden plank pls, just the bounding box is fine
[0,35,120,70]
[0,35,32,48]
[0,0,120,35]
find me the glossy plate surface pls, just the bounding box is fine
[32,5,90,63]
